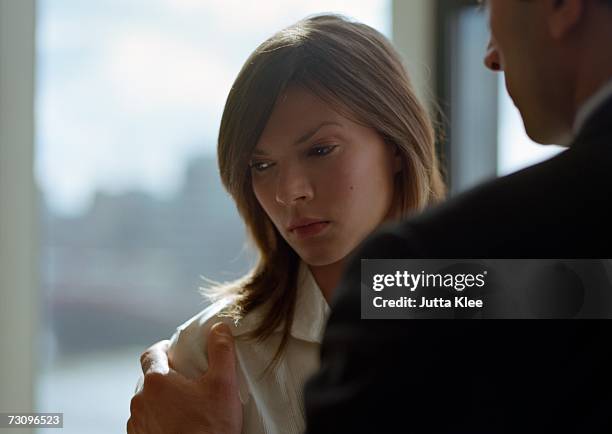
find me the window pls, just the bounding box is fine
[436,0,564,194]
[35,2,390,432]
[497,78,565,176]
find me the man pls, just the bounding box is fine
[303,0,612,432]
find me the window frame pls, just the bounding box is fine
[0,0,38,418]
[434,0,499,194]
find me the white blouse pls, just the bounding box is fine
[167,263,330,434]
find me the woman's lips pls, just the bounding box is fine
[290,221,330,238]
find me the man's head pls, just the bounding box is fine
[482,0,612,144]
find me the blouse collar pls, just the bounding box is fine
[232,262,331,344]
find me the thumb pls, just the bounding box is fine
[206,322,238,387]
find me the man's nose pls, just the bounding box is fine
[484,38,502,71]
[275,166,314,206]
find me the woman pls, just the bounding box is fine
[133,13,444,434]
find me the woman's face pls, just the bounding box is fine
[251,85,400,267]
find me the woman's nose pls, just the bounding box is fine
[484,37,502,71]
[275,167,314,206]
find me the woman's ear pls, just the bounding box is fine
[384,139,403,175]
[393,147,403,175]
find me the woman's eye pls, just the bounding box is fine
[249,161,274,172]
[308,144,337,157]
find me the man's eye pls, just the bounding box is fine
[249,161,274,172]
[308,145,337,157]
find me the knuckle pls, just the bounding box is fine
[142,371,166,393]
[214,340,234,357]
[129,394,142,416]
[126,417,138,434]
[208,374,234,395]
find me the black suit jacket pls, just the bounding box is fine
[304,97,612,433]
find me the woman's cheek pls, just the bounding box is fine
[252,182,277,222]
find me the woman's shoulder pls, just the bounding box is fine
[167,297,237,378]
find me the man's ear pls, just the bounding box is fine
[546,0,584,39]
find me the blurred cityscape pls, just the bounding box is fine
[40,154,255,357]
[33,1,389,430]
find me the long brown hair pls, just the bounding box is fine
[209,14,445,370]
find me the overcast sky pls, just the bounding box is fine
[36,0,563,217]
[36,0,391,216]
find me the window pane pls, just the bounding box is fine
[497,76,565,176]
[450,6,498,194]
[35,1,390,433]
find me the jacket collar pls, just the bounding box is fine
[573,78,612,137]
[573,89,612,149]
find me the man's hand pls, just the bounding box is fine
[127,322,243,434]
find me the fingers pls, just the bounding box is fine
[140,340,171,375]
[206,322,238,388]
[126,417,137,434]
[128,392,148,434]
[129,369,190,433]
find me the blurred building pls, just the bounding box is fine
[41,154,254,355]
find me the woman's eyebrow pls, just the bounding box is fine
[294,121,342,146]
[251,148,269,157]
[252,121,343,156]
